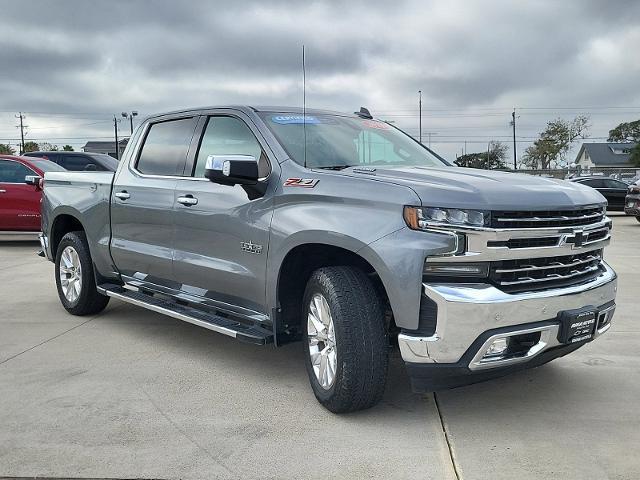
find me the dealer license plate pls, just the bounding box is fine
[557,308,597,344]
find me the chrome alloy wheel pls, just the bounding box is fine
[307,293,338,390]
[59,246,82,303]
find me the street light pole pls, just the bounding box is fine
[511,109,517,170]
[418,90,422,144]
[121,111,138,135]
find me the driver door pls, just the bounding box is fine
[172,113,275,316]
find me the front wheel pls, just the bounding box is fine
[302,266,388,413]
[636,216,640,223]
[55,231,110,316]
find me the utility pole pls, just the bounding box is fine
[15,113,27,154]
[487,142,490,170]
[418,90,422,144]
[113,115,119,160]
[511,109,517,170]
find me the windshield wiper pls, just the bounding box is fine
[315,165,354,170]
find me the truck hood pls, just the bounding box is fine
[348,166,606,210]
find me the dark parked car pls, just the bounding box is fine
[624,180,640,222]
[24,151,118,172]
[0,155,65,232]
[568,176,629,211]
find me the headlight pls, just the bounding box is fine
[629,186,640,194]
[403,206,490,229]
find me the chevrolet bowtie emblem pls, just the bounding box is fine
[563,230,585,248]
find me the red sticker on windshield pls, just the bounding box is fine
[362,119,389,130]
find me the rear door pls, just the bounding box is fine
[110,116,198,287]
[172,113,275,315]
[0,160,41,231]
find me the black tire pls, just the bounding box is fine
[302,266,388,413]
[636,216,640,223]
[55,231,110,316]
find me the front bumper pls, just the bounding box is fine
[398,262,617,388]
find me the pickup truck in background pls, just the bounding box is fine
[39,106,617,413]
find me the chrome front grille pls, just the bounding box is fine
[489,250,603,292]
[491,207,604,229]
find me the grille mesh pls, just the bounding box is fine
[491,207,604,229]
[490,250,603,292]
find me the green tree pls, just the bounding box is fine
[38,142,59,151]
[0,144,16,155]
[522,115,590,169]
[608,120,640,142]
[455,141,508,169]
[23,141,39,153]
[62,144,74,151]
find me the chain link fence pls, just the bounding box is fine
[500,167,640,182]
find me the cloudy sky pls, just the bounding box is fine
[1,0,639,163]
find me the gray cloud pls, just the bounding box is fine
[1,0,639,159]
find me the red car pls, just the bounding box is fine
[0,155,66,232]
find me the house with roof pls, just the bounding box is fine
[574,142,635,168]
[82,139,128,159]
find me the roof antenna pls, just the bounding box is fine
[302,44,307,168]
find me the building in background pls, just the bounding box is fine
[82,139,128,159]
[575,142,635,168]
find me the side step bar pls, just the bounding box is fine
[99,284,273,345]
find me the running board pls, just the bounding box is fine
[99,285,273,345]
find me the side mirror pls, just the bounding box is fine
[204,155,259,186]
[84,163,97,171]
[25,175,42,189]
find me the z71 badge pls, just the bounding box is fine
[284,178,319,188]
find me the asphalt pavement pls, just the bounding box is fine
[0,214,637,479]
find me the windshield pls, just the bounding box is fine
[260,113,448,169]
[28,159,66,172]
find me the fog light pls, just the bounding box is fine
[483,338,509,358]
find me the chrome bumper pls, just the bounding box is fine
[398,261,617,366]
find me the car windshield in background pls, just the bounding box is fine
[260,113,448,169]
[28,159,66,172]
[91,154,119,171]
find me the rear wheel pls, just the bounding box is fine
[55,231,109,316]
[302,266,388,413]
[636,216,640,223]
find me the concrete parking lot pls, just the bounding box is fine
[0,214,638,479]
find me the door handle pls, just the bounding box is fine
[177,195,198,206]
[115,191,130,200]
[0,189,6,193]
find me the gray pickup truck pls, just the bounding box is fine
[39,106,617,412]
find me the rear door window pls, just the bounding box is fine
[59,155,93,171]
[136,118,198,176]
[580,178,604,188]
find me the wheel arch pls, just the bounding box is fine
[270,236,395,343]
[50,211,85,256]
